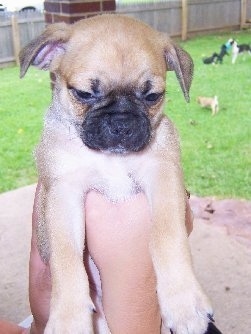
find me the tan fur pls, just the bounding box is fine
[197,96,219,116]
[20,14,212,334]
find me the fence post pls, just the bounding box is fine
[181,0,188,41]
[11,15,21,66]
[240,0,247,28]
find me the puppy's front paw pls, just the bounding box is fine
[159,281,213,334]
[44,299,95,334]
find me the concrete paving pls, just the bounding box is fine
[0,184,250,333]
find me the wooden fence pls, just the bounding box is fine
[0,0,250,67]
[0,11,45,68]
[117,0,251,40]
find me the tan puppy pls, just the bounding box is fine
[20,14,214,334]
[197,96,219,116]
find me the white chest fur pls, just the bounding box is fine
[88,154,142,202]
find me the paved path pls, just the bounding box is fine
[0,185,250,333]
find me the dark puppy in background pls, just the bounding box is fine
[202,47,228,65]
[20,14,222,334]
[216,44,229,64]
[203,39,233,64]
[203,52,219,64]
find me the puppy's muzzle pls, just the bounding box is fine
[81,110,151,154]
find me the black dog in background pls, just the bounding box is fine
[216,44,229,63]
[203,39,233,64]
[203,52,219,64]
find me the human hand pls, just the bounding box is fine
[0,320,28,334]
[28,184,193,334]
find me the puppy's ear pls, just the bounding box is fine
[163,39,194,102]
[19,22,71,78]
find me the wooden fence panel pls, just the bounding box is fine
[116,0,182,35]
[19,19,45,48]
[0,18,14,63]
[247,0,251,20]
[0,12,45,67]
[188,0,241,33]
[116,0,246,35]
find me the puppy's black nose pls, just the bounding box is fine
[105,112,133,138]
[109,116,133,137]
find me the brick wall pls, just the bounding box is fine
[44,0,116,24]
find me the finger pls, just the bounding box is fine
[86,191,161,333]
[0,320,27,334]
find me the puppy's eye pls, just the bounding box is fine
[69,86,94,102]
[145,92,163,103]
[75,90,93,100]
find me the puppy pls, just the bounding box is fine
[216,44,229,64]
[197,96,219,116]
[202,52,219,65]
[197,96,219,115]
[203,39,233,65]
[231,39,251,64]
[19,14,220,334]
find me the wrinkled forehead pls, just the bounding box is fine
[60,28,166,90]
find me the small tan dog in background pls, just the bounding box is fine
[19,14,221,334]
[197,96,219,115]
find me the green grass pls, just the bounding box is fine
[166,31,251,199]
[0,31,250,198]
[0,67,51,192]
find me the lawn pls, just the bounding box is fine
[0,67,51,191]
[0,31,250,199]
[166,31,250,199]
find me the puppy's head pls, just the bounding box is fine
[20,14,193,154]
